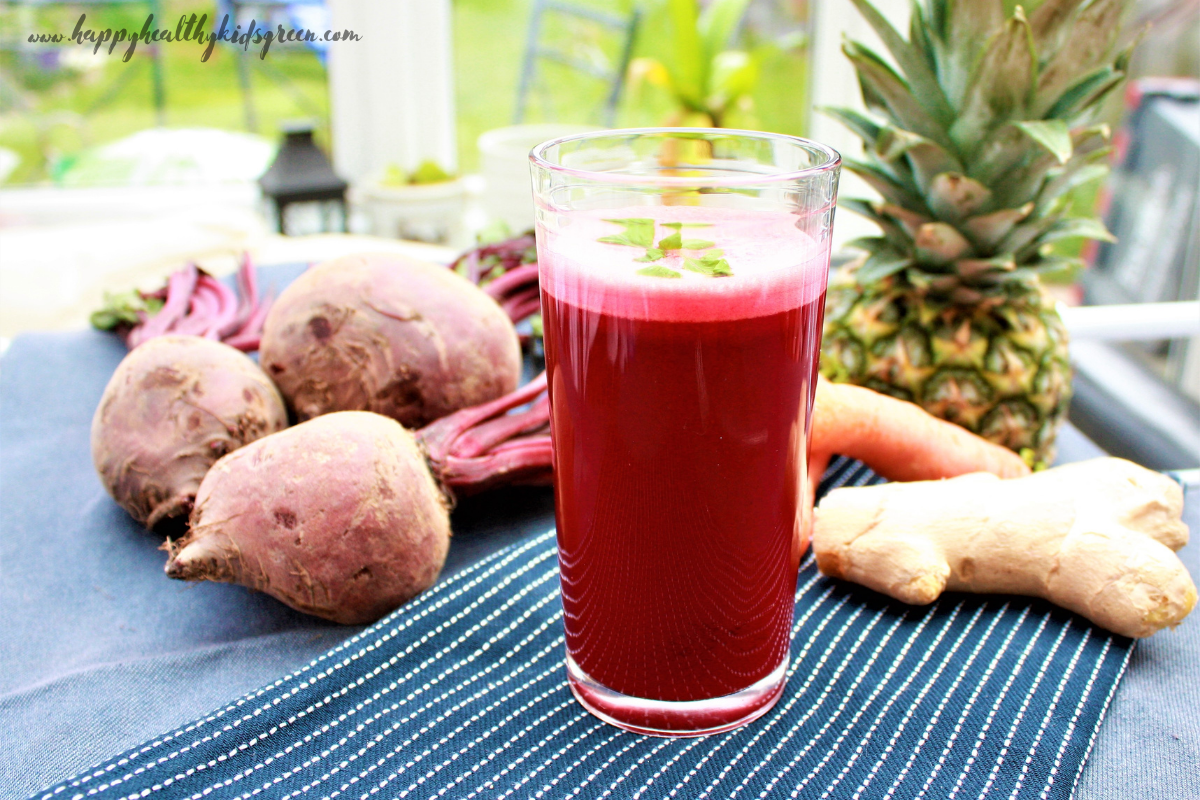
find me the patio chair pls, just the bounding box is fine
[514,0,640,127]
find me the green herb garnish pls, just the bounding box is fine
[656,222,683,250]
[637,265,682,279]
[599,218,655,248]
[597,219,733,277]
[683,252,733,277]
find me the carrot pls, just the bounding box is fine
[809,377,1030,489]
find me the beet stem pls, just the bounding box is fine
[438,437,554,494]
[417,372,553,495]
[121,254,272,351]
[223,257,256,337]
[451,233,537,287]
[448,395,550,458]
[502,291,542,325]
[483,262,539,300]
[128,264,198,347]
[223,289,274,352]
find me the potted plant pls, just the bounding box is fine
[355,160,468,247]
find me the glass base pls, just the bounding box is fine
[565,653,788,737]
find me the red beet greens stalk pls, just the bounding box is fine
[452,232,542,327]
[417,370,552,497]
[91,254,273,352]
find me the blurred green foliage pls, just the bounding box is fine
[0,0,329,184]
[1,0,808,183]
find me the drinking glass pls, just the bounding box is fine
[529,129,840,736]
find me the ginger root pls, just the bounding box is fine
[812,457,1196,638]
[799,377,1030,554]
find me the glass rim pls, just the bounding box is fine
[528,127,841,188]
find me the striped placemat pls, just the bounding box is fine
[35,458,1132,800]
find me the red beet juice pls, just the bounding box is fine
[538,206,829,712]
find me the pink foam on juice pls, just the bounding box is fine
[539,205,828,322]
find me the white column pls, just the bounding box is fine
[325,0,457,184]
[808,0,910,251]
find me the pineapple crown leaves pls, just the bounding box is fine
[829,0,1136,292]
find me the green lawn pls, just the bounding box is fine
[1,0,809,184]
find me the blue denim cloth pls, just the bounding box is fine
[21,462,1136,800]
[1,265,1196,798]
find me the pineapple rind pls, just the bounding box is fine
[821,273,1072,463]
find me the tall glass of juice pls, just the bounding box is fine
[530,129,840,736]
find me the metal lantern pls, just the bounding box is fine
[258,122,348,235]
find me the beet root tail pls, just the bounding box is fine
[163,533,238,584]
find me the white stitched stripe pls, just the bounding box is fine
[139,559,563,800]
[734,610,899,799]
[1066,639,1129,800]
[261,574,566,800]
[814,603,968,800]
[883,603,1015,799]
[943,614,1054,799]
[849,603,989,800]
[1007,630,1095,800]
[973,621,1073,799]
[652,579,842,800]
[67,531,558,800]
[908,607,1037,799]
[1037,637,1111,800]
[764,613,919,799]
[466,709,591,798]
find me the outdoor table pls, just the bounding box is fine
[1,263,1196,800]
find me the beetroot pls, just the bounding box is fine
[166,412,451,624]
[259,253,522,428]
[91,335,288,527]
[165,376,553,624]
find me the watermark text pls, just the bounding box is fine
[26,13,361,62]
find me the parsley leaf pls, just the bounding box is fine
[683,255,733,277]
[599,218,655,248]
[636,265,682,279]
[657,231,682,250]
[635,248,665,262]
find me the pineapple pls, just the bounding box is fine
[821,0,1135,464]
